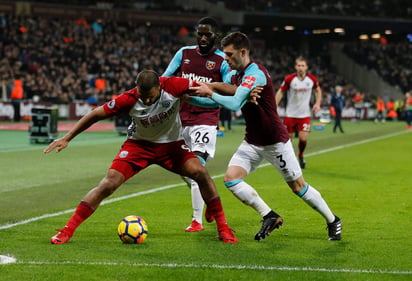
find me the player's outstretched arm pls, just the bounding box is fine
[43,106,108,153]
[208,82,237,96]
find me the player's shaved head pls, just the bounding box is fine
[135,70,160,93]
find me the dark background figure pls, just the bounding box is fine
[331,85,345,133]
[219,107,232,131]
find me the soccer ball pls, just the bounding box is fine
[117,215,148,244]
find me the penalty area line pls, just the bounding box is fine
[7,260,412,275]
[0,129,408,231]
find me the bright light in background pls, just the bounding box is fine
[284,25,295,30]
[384,30,392,35]
[334,28,345,33]
[359,34,369,40]
[371,33,381,39]
[254,27,261,32]
[312,29,331,34]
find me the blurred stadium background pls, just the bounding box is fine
[0,0,411,122]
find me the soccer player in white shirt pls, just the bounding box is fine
[275,56,322,169]
[45,70,238,244]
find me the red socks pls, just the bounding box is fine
[65,201,95,235]
[298,140,307,158]
[205,196,229,231]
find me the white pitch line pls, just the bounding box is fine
[0,129,410,231]
[0,255,16,264]
[7,260,411,275]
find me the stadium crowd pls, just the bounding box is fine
[1,11,410,121]
[217,0,412,19]
[343,41,412,93]
[1,13,351,106]
[18,0,412,18]
[0,14,184,104]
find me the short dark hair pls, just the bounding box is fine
[197,17,219,32]
[135,70,159,93]
[295,56,308,65]
[221,31,250,50]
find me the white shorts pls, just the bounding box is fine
[181,125,217,161]
[228,139,302,182]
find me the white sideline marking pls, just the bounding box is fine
[7,261,411,275]
[0,129,409,231]
[0,255,16,264]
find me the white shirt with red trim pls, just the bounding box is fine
[280,73,319,118]
[103,77,194,143]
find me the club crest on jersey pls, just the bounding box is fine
[108,100,116,109]
[241,76,256,89]
[162,100,171,108]
[205,60,216,70]
[119,150,129,158]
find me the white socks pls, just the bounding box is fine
[190,180,204,223]
[298,184,335,223]
[226,180,272,217]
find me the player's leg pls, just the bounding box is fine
[167,140,237,243]
[50,168,127,244]
[182,126,217,232]
[297,132,307,169]
[225,140,283,241]
[181,158,237,243]
[288,177,342,240]
[297,118,310,169]
[51,140,146,244]
[185,153,206,232]
[272,140,342,240]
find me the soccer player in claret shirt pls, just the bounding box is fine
[162,17,233,232]
[44,70,238,244]
[275,56,322,169]
[189,32,342,241]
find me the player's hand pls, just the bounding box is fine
[43,138,69,153]
[189,82,214,98]
[312,104,321,114]
[249,86,263,105]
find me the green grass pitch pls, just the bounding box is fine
[0,120,411,280]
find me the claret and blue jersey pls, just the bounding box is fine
[162,45,231,127]
[191,61,289,146]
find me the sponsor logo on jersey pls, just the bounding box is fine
[108,100,116,109]
[183,59,190,64]
[140,105,176,128]
[119,150,129,158]
[181,72,212,83]
[205,60,216,70]
[241,76,256,89]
